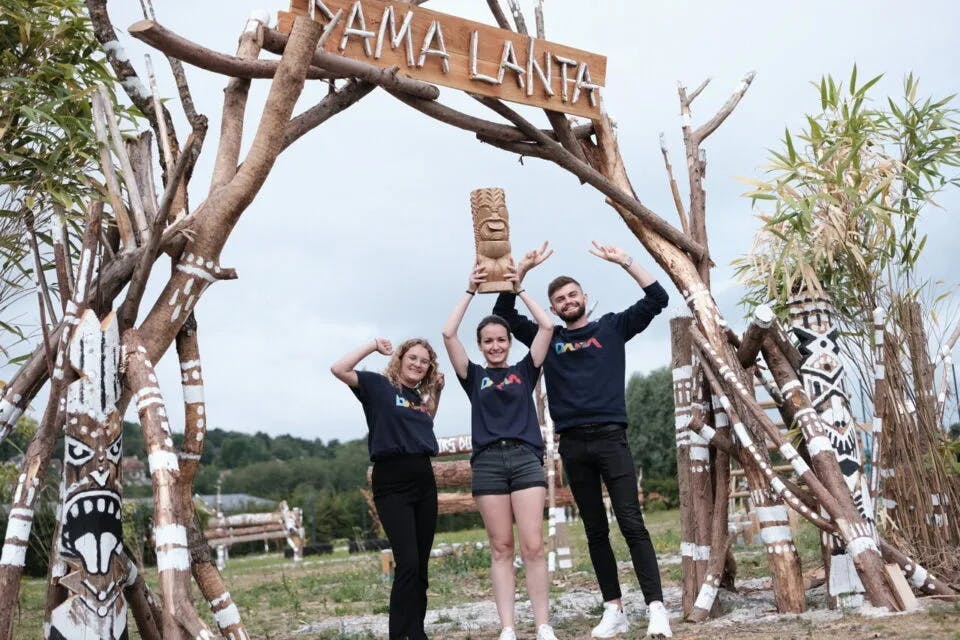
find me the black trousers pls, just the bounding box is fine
[558,424,664,604]
[372,455,438,640]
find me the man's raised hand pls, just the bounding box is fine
[517,241,554,280]
[589,240,630,267]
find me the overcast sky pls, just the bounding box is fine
[7,1,960,443]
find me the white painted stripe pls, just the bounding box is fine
[0,398,23,426]
[806,435,832,457]
[0,543,26,566]
[672,365,692,381]
[931,494,941,506]
[755,505,788,522]
[155,524,188,547]
[214,603,242,628]
[883,499,897,509]
[779,443,797,460]
[760,525,792,544]
[880,468,895,478]
[781,380,802,394]
[175,263,216,282]
[790,457,811,476]
[689,446,710,461]
[700,425,716,441]
[908,565,928,588]
[4,516,32,542]
[548,551,556,572]
[674,415,689,429]
[694,583,718,611]
[183,385,205,404]
[210,592,232,608]
[733,422,751,445]
[771,478,787,496]
[557,547,570,556]
[137,397,164,410]
[558,558,572,569]
[847,536,876,558]
[157,547,191,571]
[680,542,695,557]
[9,508,33,519]
[694,545,711,561]
[714,412,730,428]
[689,432,708,446]
[148,451,179,472]
[135,386,163,400]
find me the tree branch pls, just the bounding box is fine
[209,15,267,192]
[693,71,756,144]
[85,0,182,186]
[659,133,690,235]
[128,20,334,81]
[282,79,376,152]
[260,27,440,100]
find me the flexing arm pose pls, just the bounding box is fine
[330,337,394,388]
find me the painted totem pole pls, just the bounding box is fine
[789,294,874,608]
[49,310,128,639]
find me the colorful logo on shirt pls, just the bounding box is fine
[395,395,429,414]
[480,374,523,391]
[554,337,603,354]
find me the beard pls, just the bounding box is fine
[557,302,586,323]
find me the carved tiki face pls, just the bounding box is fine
[51,310,128,639]
[471,188,511,246]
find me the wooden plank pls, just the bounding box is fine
[278,0,607,118]
[884,563,919,611]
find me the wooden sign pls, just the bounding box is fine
[278,0,607,118]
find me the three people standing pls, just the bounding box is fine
[331,241,672,639]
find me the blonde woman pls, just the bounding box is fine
[331,337,444,640]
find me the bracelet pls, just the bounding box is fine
[466,290,476,296]
[515,289,525,295]
[621,256,633,268]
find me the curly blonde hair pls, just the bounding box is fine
[383,338,442,405]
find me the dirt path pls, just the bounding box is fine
[293,581,960,639]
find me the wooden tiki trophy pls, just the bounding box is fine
[471,187,513,293]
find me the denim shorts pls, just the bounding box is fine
[471,439,546,496]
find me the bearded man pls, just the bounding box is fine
[493,240,673,639]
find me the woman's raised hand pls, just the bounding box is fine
[467,262,487,293]
[373,338,393,356]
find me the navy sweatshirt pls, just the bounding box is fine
[351,371,439,461]
[457,352,544,459]
[493,282,669,431]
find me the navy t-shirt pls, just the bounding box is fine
[493,282,669,431]
[351,371,439,461]
[457,352,544,457]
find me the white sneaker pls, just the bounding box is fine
[591,602,629,638]
[499,628,517,640]
[645,601,673,638]
[537,624,558,640]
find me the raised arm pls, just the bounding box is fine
[330,338,393,388]
[589,240,656,287]
[493,242,553,346]
[442,264,485,379]
[517,291,554,367]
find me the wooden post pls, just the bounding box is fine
[788,294,872,608]
[670,316,698,616]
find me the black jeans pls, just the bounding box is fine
[558,424,664,604]
[372,455,438,640]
